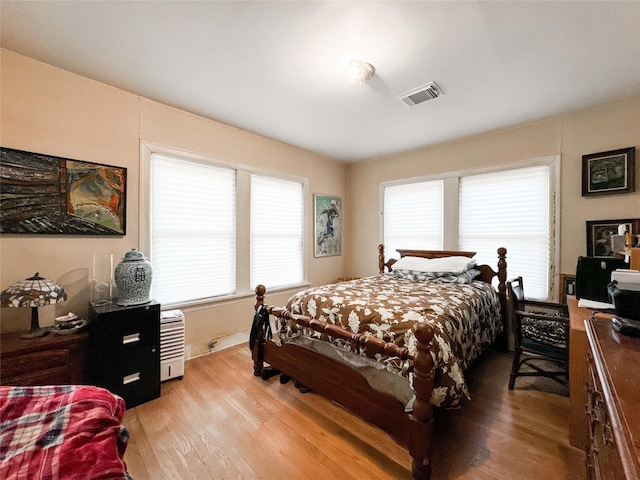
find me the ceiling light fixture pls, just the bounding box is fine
[348,59,375,83]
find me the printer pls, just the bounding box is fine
[608,269,640,320]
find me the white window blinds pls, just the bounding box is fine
[150,154,236,305]
[383,180,443,259]
[250,174,304,290]
[459,165,551,299]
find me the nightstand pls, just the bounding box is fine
[86,300,161,408]
[0,330,88,386]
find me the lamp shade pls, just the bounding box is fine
[1,273,67,308]
[1,273,67,338]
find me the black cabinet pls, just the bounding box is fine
[87,301,161,408]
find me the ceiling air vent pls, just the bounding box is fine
[398,82,443,107]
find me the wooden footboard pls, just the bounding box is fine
[252,285,436,480]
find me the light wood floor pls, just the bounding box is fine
[123,346,585,480]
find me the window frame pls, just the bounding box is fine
[140,141,308,308]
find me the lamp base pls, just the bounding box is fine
[20,327,50,339]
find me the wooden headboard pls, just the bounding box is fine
[377,244,506,284]
[380,247,477,273]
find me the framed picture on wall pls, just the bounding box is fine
[582,147,635,197]
[0,147,127,235]
[586,218,640,257]
[314,194,342,257]
[559,273,576,304]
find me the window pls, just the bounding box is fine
[382,158,558,300]
[459,166,551,298]
[250,174,304,289]
[383,180,443,257]
[149,154,236,305]
[142,144,306,307]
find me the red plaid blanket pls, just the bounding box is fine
[0,385,131,480]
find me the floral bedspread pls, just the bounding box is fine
[283,274,503,408]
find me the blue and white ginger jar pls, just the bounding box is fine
[114,248,152,306]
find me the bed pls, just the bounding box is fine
[250,244,507,480]
[0,385,131,480]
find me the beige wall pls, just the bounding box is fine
[346,98,640,294]
[0,49,347,356]
[2,48,639,351]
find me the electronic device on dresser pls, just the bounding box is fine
[609,268,640,337]
[608,269,640,321]
[86,300,161,408]
[575,256,628,303]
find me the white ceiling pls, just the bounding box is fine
[1,1,639,162]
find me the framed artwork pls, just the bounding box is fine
[582,147,635,196]
[314,194,342,257]
[1,147,126,235]
[586,218,640,257]
[559,273,576,304]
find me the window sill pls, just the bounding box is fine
[159,282,311,311]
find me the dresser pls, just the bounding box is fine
[584,318,640,479]
[568,296,614,449]
[0,330,87,386]
[86,301,161,408]
[569,296,595,449]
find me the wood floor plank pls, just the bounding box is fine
[119,411,153,479]
[123,345,585,480]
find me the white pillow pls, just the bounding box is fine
[392,255,476,274]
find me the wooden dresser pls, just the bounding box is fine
[0,330,88,386]
[568,295,614,449]
[584,318,640,479]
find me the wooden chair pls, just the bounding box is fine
[507,276,569,390]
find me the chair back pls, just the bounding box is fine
[506,277,525,333]
[506,276,569,389]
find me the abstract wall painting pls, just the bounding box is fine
[314,194,342,257]
[1,147,126,235]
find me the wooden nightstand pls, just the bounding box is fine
[0,330,88,386]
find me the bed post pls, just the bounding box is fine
[252,284,267,376]
[378,244,386,273]
[496,247,508,351]
[409,322,436,480]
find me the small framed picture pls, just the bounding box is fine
[582,147,635,196]
[314,194,342,257]
[586,218,640,257]
[559,273,576,304]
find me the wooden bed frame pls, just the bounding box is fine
[251,244,507,480]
